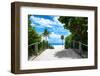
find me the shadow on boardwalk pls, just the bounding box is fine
[54,48,82,59]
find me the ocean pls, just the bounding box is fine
[48,43,64,49]
[49,43,64,46]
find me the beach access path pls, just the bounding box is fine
[30,45,82,61]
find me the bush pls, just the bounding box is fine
[28,45,37,57]
[65,34,73,49]
[48,44,54,49]
[82,45,88,51]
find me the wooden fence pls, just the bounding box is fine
[73,40,88,57]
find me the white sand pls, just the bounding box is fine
[53,45,64,49]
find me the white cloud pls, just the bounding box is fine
[53,17,64,26]
[30,16,71,37]
[30,16,64,28]
[30,23,35,27]
[30,16,53,27]
[49,32,61,39]
[48,32,65,43]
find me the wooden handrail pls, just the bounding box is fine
[28,42,41,46]
[80,42,87,47]
[73,40,88,47]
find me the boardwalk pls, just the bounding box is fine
[29,45,82,61]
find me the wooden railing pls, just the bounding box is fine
[28,42,42,55]
[73,40,88,57]
[28,41,48,55]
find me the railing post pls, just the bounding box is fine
[35,43,38,55]
[42,41,44,50]
[73,41,75,49]
[79,42,82,54]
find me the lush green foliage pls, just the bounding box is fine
[64,34,73,48]
[28,15,41,45]
[59,17,88,50]
[28,25,41,45]
[42,28,50,41]
[28,15,42,56]
[42,29,54,49]
[28,15,54,57]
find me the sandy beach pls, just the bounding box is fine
[53,45,64,49]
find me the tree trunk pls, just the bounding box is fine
[62,40,63,48]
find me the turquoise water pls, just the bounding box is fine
[49,43,64,45]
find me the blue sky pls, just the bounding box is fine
[29,15,71,44]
